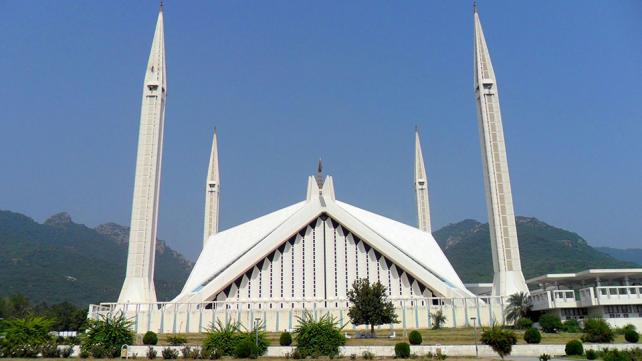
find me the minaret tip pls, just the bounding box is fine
[473,0,478,13]
[315,159,324,188]
[415,125,419,133]
[160,0,164,12]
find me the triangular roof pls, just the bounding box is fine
[173,176,473,303]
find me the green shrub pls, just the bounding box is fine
[615,324,636,335]
[516,317,533,330]
[90,344,109,359]
[203,320,241,356]
[161,347,179,359]
[204,348,223,360]
[234,339,258,359]
[280,331,293,346]
[294,312,346,358]
[394,342,410,359]
[408,330,422,345]
[144,331,159,345]
[0,315,54,357]
[624,329,639,343]
[562,319,581,333]
[565,340,583,356]
[480,325,517,359]
[538,354,551,361]
[538,314,562,333]
[147,346,158,359]
[79,348,90,359]
[602,349,631,361]
[166,335,188,346]
[41,340,61,358]
[582,319,614,343]
[524,328,541,344]
[586,349,598,360]
[81,312,134,358]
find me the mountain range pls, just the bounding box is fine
[0,210,638,307]
[432,216,639,282]
[0,210,193,307]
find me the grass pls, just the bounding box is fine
[152,328,627,346]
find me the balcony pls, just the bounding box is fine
[530,289,577,311]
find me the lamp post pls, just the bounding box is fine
[254,318,261,346]
[470,316,478,357]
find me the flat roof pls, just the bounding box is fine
[526,269,642,284]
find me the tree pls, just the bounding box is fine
[347,278,398,336]
[504,292,531,324]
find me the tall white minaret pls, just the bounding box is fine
[414,128,432,233]
[473,6,528,296]
[203,128,220,245]
[118,6,167,304]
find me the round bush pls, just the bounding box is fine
[143,331,159,345]
[524,328,542,344]
[516,317,533,330]
[234,339,258,359]
[394,342,411,359]
[280,331,293,346]
[565,340,583,356]
[539,314,563,333]
[408,330,422,345]
[624,329,639,343]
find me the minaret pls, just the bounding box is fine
[473,6,528,296]
[203,128,220,245]
[414,128,432,233]
[118,6,167,304]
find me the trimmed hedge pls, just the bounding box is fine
[279,331,293,346]
[143,331,159,346]
[624,329,639,343]
[565,340,583,356]
[394,342,410,359]
[408,330,422,345]
[524,328,541,344]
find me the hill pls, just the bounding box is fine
[433,216,639,283]
[596,246,642,266]
[0,210,193,306]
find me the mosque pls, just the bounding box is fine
[90,5,642,333]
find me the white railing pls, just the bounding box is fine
[595,286,642,305]
[89,296,507,334]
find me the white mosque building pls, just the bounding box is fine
[90,5,642,333]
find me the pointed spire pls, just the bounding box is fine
[414,128,432,233]
[203,128,221,244]
[315,159,324,188]
[119,7,167,304]
[473,8,528,296]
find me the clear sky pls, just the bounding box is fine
[1,1,641,261]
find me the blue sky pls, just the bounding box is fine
[1,1,641,260]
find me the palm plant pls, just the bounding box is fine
[430,310,447,329]
[81,312,134,358]
[504,292,532,324]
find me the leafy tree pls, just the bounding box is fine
[347,278,398,336]
[294,312,346,357]
[81,311,134,358]
[480,325,517,359]
[431,310,447,329]
[504,292,531,325]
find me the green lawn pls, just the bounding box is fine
[149,328,626,346]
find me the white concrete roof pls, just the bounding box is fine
[526,269,642,284]
[173,176,473,303]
